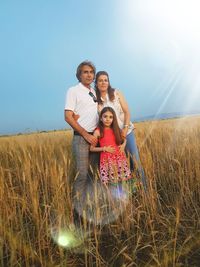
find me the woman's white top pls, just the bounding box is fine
[99,91,134,135]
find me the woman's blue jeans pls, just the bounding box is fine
[125,131,148,190]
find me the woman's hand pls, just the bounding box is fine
[119,138,126,153]
[119,142,126,153]
[121,127,128,139]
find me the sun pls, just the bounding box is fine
[117,0,200,113]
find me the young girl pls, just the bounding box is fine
[90,107,132,185]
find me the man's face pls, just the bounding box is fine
[79,65,94,87]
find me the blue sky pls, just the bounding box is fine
[1,0,200,135]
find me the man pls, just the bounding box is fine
[64,61,98,210]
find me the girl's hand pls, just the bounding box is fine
[104,146,115,153]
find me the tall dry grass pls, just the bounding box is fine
[0,117,200,266]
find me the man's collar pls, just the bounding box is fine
[79,82,92,91]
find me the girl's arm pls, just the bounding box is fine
[90,129,115,153]
[91,145,116,153]
[90,146,104,152]
[90,129,101,152]
[116,90,131,138]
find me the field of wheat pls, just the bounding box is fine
[0,116,200,267]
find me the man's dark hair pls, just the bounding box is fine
[76,60,96,82]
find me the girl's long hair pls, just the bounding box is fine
[98,107,123,145]
[95,71,115,104]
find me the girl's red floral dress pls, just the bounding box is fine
[99,128,132,184]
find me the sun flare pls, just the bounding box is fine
[118,0,200,113]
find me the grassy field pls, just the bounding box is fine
[0,116,200,267]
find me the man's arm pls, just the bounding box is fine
[64,110,97,146]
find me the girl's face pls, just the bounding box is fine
[101,111,113,127]
[96,75,109,93]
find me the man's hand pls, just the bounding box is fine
[65,111,96,145]
[83,133,98,146]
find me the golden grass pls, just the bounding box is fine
[0,117,200,266]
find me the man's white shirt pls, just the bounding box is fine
[65,82,98,132]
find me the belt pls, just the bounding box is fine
[74,131,93,136]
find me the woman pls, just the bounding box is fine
[95,71,147,190]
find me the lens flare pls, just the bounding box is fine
[110,184,129,201]
[51,225,87,249]
[57,232,71,247]
[73,179,131,226]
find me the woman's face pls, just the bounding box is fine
[96,75,109,93]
